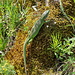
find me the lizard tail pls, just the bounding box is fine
[23,41,27,75]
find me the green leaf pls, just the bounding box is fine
[71,72,75,74]
[63,64,69,71]
[24,26,29,31]
[0,38,2,44]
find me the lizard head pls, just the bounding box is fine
[41,10,50,20]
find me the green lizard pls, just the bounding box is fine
[23,10,50,75]
[59,0,75,31]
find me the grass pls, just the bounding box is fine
[0,0,27,74]
[48,32,75,74]
[0,0,27,51]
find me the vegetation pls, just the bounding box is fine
[49,32,75,74]
[0,0,75,75]
[0,0,26,75]
[0,60,16,75]
[0,0,26,51]
[0,50,16,75]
